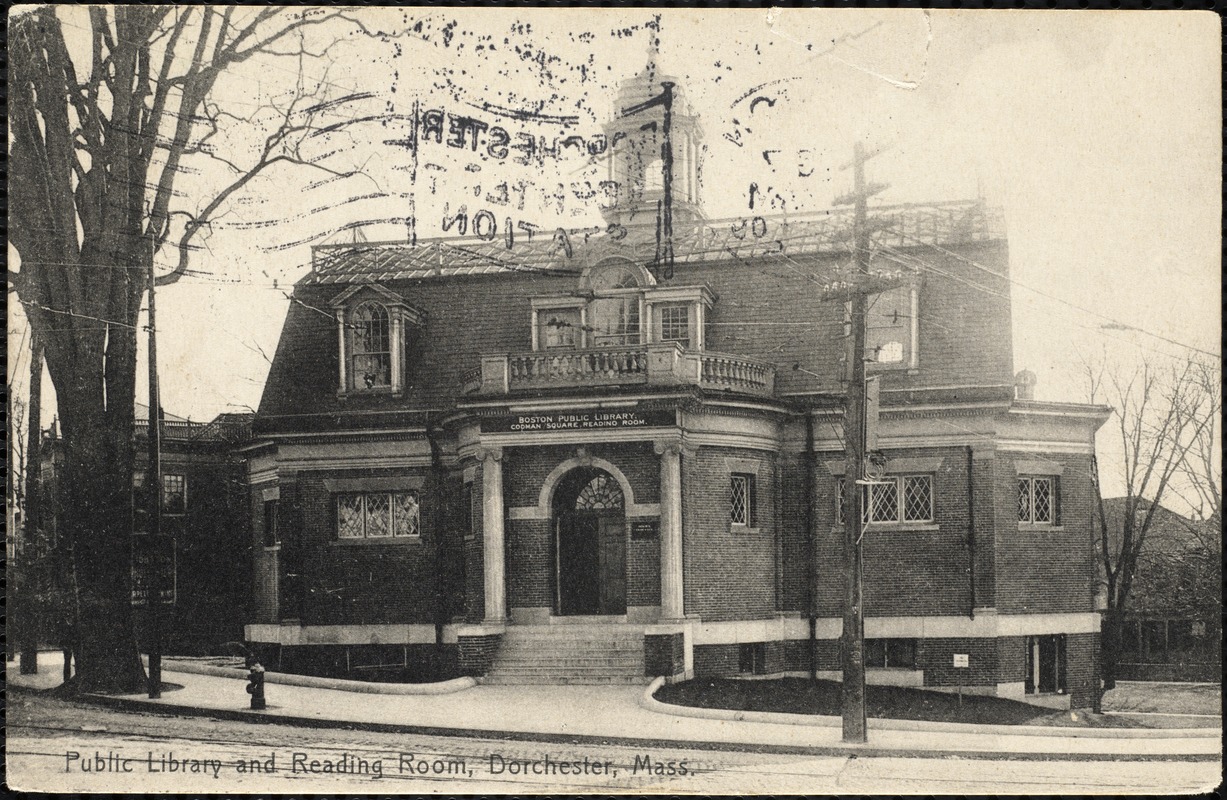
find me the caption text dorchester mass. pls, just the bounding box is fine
[65,750,693,780]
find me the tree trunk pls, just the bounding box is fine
[54,388,147,694]
[1100,604,1120,692]
[19,335,44,674]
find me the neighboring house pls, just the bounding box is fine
[244,62,1111,708]
[40,405,254,654]
[1096,498,1222,681]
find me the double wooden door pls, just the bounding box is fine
[555,511,626,616]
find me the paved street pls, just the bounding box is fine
[7,692,1219,794]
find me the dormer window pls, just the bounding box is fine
[845,280,920,371]
[350,302,392,389]
[529,259,713,353]
[330,284,425,395]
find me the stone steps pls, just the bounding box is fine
[486,624,647,685]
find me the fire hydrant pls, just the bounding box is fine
[245,659,266,710]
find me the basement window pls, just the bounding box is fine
[1025,634,1067,695]
[739,642,766,675]
[865,638,917,669]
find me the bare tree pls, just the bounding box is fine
[8,6,366,693]
[1085,354,1221,689]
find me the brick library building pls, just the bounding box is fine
[243,67,1110,709]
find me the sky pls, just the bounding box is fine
[7,8,1221,503]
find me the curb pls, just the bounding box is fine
[71,692,1221,763]
[637,678,1222,740]
[160,659,477,696]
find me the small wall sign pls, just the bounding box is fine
[953,653,969,668]
[631,519,659,540]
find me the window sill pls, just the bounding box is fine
[1018,524,1064,532]
[730,525,761,535]
[832,523,940,533]
[866,666,920,672]
[262,544,281,552]
[337,387,402,400]
[331,537,421,547]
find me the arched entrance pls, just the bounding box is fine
[552,467,627,616]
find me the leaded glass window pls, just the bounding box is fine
[338,494,365,538]
[1018,476,1055,524]
[837,475,932,525]
[730,474,749,525]
[902,475,933,522]
[364,493,391,537]
[350,302,391,390]
[336,491,421,539]
[393,492,420,537]
[574,474,624,511]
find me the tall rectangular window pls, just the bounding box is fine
[337,491,420,539]
[845,284,918,369]
[837,476,932,525]
[730,472,757,527]
[1018,476,1055,524]
[262,499,279,548]
[162,473,187,515]
[348,302,392,390]
[658,304,691,348]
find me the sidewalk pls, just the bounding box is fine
[8,653,1220,761]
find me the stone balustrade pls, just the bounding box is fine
[464,344,775,398]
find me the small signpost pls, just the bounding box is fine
[953,653,969,709]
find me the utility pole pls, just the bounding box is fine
[834,141,888,744]
[146,231,164,699]
[19,331,43,675]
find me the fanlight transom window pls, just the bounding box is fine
[574,474,625,511]
[350,301,391,389]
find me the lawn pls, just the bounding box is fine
[1101,681,1221,716]
[654,677,1147,727]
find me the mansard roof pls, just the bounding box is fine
[305,200,1006,286]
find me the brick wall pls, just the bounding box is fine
[1066,631,1099,709]
[997,635,1027,684]
[811,446,975,617]
[682,446,777,622]
[282,467,441,626]
[628,534,662,606]
[778,451,811,614]
[507,519,551,608]
[919,636,999,688]
[504,442,659,508]
[457,633,502,676]
[993,451,1097,614]
[644,632,684,677]
[693,644,740,677]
